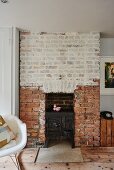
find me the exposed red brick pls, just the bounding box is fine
[74,85,100,147]
[20,87,45,147]
[20,84,100,148]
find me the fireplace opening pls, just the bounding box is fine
[45,93,75,148]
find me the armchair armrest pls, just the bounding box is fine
[0,114,27,157]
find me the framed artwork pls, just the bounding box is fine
[100,57,114,95]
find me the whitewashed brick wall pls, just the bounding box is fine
[20,32,100,93]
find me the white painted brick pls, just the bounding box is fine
[20,32,100,92]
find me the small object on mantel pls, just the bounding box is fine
[53,104,61,112]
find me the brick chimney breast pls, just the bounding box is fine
[20,31,100,147]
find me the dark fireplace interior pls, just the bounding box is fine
[45,93,74,112]
[45,93,75,148]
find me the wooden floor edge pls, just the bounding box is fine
[17,150,25,170]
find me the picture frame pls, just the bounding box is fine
[100,57,114,95]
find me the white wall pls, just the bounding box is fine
[0,27,19,116]
[0,28,12,114]
[100,38,114,56]
[100,38,114,115]
[12,28,19,116]
[0,0,114,37]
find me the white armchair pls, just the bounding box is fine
[0,114,27,157]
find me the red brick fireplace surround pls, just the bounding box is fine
[20,85,100,147]
[19,31,100,147]
[20,87,45,147]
